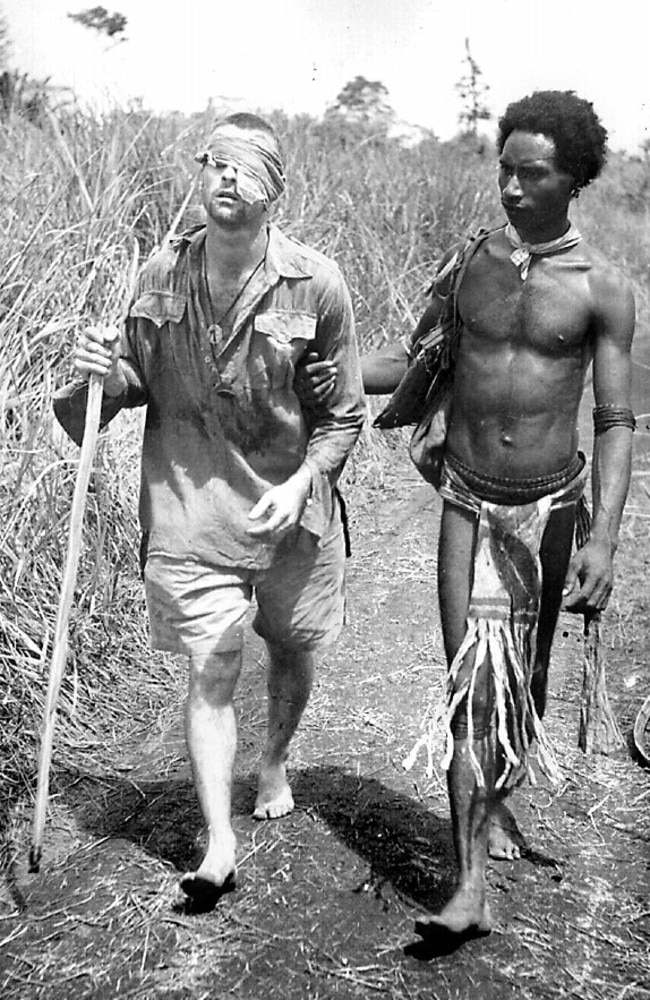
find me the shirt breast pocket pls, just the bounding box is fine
[252,310,317,389]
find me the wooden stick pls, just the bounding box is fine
[29,184,197,869]
[633,694,650,766]
[578,612,624,755]
[29,238,141,873]
[166,174,197,245]
[29,373,104,872]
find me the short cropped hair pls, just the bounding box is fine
[496,91,608,191]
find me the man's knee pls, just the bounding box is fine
[188,649,242,703]
[450,672,492,740]
[265,640,314,674]
[451,703,491,741]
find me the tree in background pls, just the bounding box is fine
[0,6,9,71]
[326,75,395,134]
[67,7,128,41]
[0,4,53,120]
[455,37,491,138]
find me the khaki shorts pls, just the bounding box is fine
[144,516,346,657]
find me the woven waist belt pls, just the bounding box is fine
[444,450,586,506]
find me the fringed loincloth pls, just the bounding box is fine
[405,452,588,791]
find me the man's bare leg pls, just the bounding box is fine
[417,735,493,936]
[489,504,576,861]
[417,500,577,934]
[415,503,492,935]
[182,649,242,897]
[253,641,314,820]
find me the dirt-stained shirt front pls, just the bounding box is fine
[55,224,365,569]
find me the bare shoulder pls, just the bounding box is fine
[432,228,496,295]
[580,240,635,341]
[581,240,634,300]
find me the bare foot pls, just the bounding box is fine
[488,801,527,860]
[181,830,236,900]
[180,870,236,912]
[253,761,294,820]
[415,886,492,940]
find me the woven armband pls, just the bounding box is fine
[593,404,636,436]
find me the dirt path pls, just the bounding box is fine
[1,453,649,1000]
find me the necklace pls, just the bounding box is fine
[203,253,264,344]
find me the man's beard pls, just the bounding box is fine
[208,194,264,231]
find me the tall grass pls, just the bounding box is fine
[1,104,648,845]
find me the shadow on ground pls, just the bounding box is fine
[63,763,461,912]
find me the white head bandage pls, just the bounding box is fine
[195,129,285,206]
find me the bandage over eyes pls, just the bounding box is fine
[194,132,286,205]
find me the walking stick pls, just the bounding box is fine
[29,176,199,873]
[29,373,105,873]
[29,242,140,873]
[633,694,650,766]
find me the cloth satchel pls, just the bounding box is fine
[373,228,493,487]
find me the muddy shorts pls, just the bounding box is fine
[143,511,346,657]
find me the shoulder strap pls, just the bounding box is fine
[451,227,496,324]
[444,226,500,367]
[411,226,501,366]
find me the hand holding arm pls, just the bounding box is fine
[294,351,337,405]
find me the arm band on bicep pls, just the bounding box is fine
[593,405,636,436]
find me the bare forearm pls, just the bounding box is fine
[590,427,633,551]
[53,359,147,446]
[361,343,409,394]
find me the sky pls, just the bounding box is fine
[3,0,648,153]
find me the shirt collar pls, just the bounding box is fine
[263,224,312,282]
[178,223,311,283]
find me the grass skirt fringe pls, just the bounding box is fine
[404,468,588,787]
[439,617,561,789]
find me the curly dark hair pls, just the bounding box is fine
[496,91,608,191]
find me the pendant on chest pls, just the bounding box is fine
[208,323,224,347]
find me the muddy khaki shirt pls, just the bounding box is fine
[55,224,365,569]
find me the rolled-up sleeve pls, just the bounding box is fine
[301,267,366,524]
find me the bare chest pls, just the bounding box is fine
[204,259,264,333]
[458,250,594,354]
[205,276,245,320]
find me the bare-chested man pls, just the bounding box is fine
[300,90,636,941]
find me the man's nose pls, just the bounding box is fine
[503,174,522,198]
[221,163,237,183]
